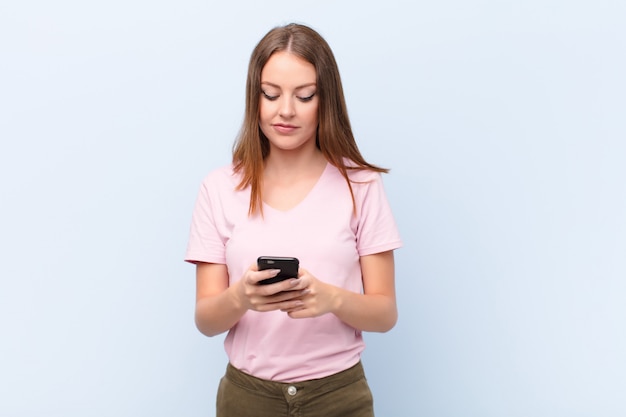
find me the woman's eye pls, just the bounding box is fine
[262,91,279,101]
[297,93,316,102]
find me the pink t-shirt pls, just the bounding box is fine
[185,162,402,382]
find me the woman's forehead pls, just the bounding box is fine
[261,51,316,86]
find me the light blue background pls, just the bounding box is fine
[1,1,624,416]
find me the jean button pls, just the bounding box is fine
[287,385,297,396]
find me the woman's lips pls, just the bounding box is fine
[272,123,298,134]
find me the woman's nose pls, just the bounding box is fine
[278,97,295,118]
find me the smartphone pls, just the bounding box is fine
[257,256,299,285]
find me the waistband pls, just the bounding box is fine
[224,361,366,398]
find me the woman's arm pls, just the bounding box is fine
[285,250,398,333]
[194,262,245,337]
[334,250,398,332]
[194,262,310,337]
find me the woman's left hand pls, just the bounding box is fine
[280,252,397,332]
[281,268,339,318]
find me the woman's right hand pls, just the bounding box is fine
[234,264,309,312]
[194,262,310,337]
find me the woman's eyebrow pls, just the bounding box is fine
[261,81,317,90]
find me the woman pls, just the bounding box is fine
[185,23,402,417]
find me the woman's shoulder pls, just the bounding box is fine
[347,168,381,182]
[205,163,236,176]
[339,159,383,183]
[201,163,241,186]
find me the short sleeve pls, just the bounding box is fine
[184,175,227,264]
[353,172,403,256]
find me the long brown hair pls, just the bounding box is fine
[232,23,388,215]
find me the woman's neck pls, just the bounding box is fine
[263,146,327,182]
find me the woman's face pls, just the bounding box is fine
[259,51,319,153]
